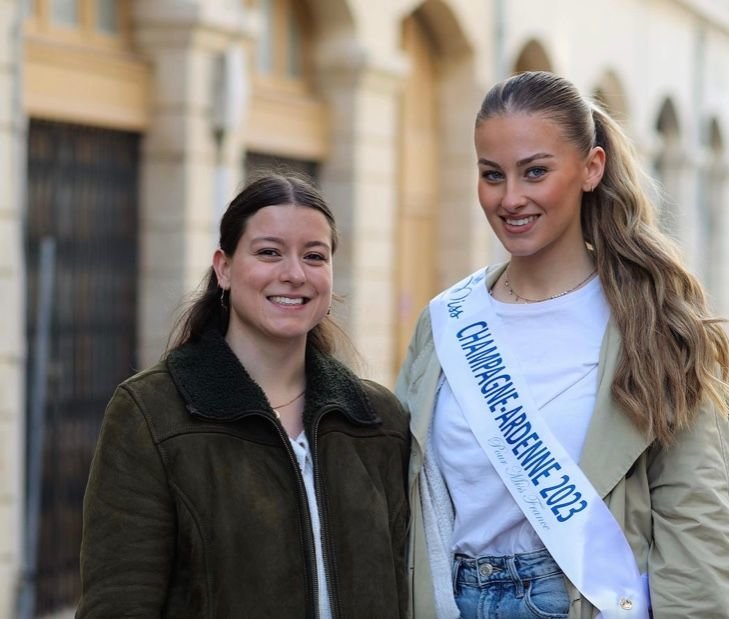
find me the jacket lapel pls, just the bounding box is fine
[578,320,653,497]
[407,327,441,455]
[408,265,506,456]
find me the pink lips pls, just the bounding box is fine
[502,214,539,234]
[268,295,307,308]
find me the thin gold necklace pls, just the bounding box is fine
[271,390,306,416]
[502,269,597,304]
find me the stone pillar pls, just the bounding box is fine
[0,1,24,617]
[318,50,405,386]
[133,0,251,365]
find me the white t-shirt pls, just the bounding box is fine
[289,431,333,619]
[432,275,610,556]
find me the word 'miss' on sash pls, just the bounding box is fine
[429,269,649,619]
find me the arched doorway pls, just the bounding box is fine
[395,13,440,366]
[22,2,145,614]
[513,39,553,73]
[592,70,630,127]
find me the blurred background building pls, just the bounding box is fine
[1,0,729,616]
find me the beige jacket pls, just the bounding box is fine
[395,264,729,619]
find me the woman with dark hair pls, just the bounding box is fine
[397,72,729,618]
[76,173,410,618]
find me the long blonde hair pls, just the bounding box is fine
[477,71,729,445]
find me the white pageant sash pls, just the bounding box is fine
[429,269,649,619]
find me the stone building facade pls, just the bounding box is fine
[1,0,728,616]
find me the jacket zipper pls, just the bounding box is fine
[251,411,321,619]
[311,407,342,619]
[190,405,356,618]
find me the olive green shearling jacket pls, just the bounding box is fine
[76,330,410,619]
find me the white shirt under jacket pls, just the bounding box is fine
[431,275,610,557]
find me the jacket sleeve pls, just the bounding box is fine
[647,404,729,617]
[363,380,412,618]
[76,385,176,618]
[394,307,431,406]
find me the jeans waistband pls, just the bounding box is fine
[453,548,563,586]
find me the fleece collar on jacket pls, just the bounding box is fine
[166,330,380,427]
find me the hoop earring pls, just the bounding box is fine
[220,287,228,310]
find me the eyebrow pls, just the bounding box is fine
[478,153,554,168]
[252,236,331,250]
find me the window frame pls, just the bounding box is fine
[253,0,314,95]
[246,0,328,160]
[25,0,132,51]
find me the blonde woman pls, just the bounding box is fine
[397,71,729,619]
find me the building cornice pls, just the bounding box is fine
[132,1,254,48]
[672,0,729,33]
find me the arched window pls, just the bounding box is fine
[592,71,629,127]
[653,99,682,236]
[704,119,726,300]
[513,39,552,73]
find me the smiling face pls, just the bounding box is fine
[475,112,604,264]
[213,204,333,353]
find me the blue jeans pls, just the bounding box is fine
[453,548,569,619]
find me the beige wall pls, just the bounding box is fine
[0,1,24,616]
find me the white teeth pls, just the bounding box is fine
[270,296,304,305]
[506,216,536,226]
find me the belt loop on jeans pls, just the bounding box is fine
[506,556,524,598]
[452,555,462,591]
